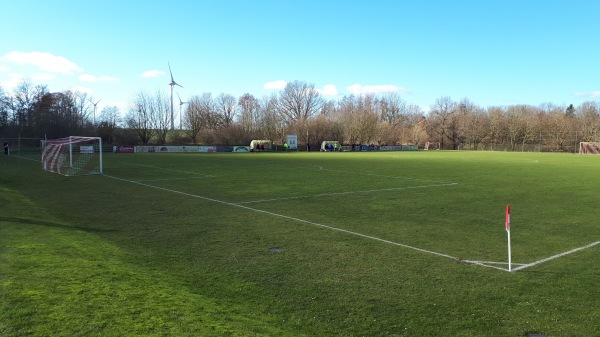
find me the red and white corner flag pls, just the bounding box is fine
[505,204,512,271]
[505,205,510,232]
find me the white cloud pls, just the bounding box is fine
[317,84,339,96]
[575,91,600,98]
[99,75,119,81]
[346,83,407,95]
[264,80,287,90]
[69,86,93,94]
[0,65,9,72]
[33,73,55,81]
[141,70,165,78]
[1,51,83,74]
[79,74,98,82]
[0,73,25,90]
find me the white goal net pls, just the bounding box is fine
[41,136,103,176]
[579,142,600,155]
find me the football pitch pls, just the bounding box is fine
[1,151,599,336]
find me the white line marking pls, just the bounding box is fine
[461,260,510,272]
[119,162,215,177]
[463,260,526,266]
[105,174,460,262]
[319,167,436,182]
[237,182,458,204]
[511,241,600,272]
[104,173,599,273]
[136,176,215,182]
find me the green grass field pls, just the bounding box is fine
[1,151,599,336]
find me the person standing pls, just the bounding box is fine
[3,142,8,155]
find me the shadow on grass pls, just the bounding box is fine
[0,216,119,233]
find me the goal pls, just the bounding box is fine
[41,136,103,176]
[424,141,440,150]
[578,142,600,155]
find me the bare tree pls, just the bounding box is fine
[278,80,322,123]
[259,94,282,143]
[126,91,156,144]
[238,93,260,132]
[543,109,573,151]
[449,98,481,150]
[504,106,522,151]
[184,93,220,144]
[215,93,237,126]
[338,94,379,145]
[0,86,10,129]
[72,91,92,127]
[97,106,121,144]
[320,99,337,117]
[460,104,488,150]
[201,93,220,129]
[484,106,504,150]
[184,95,203,144]
[519,106,540,151]
[577,101,600,141]
[152,90,171,144]
[378,93,404,125]
[427,96,457,149]
[395,103,424,145]
[12,79,48,135]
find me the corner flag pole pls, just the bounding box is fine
[506,205,512,272]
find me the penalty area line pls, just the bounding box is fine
[237,182,458,204]
[118,161,215,177]
[105,174,461,263]
[135,176,215,182]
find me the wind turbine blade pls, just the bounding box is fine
[168,62,174,82]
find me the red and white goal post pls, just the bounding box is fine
[578,142,600,155]
[41,136,103,176]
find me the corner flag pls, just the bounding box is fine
[505,204,512,271]
[505,205,510,232]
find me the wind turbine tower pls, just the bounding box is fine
[177,92,188,130]
[91,99,101,125]
[168,62,183,130]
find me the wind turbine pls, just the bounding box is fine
[91,98,101,125]
[177,92,188,130]
[168,62,183,130]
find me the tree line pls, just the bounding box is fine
[1,79,599,152]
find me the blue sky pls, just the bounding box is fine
[1,0,599,115]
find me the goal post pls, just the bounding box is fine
[578,142,600,155]
[41,136,103,176]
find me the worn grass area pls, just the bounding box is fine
[1,151,599,336]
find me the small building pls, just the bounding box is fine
[321,141,340,152]
[250,140,272,151]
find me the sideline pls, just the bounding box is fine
[510,241,600,272]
